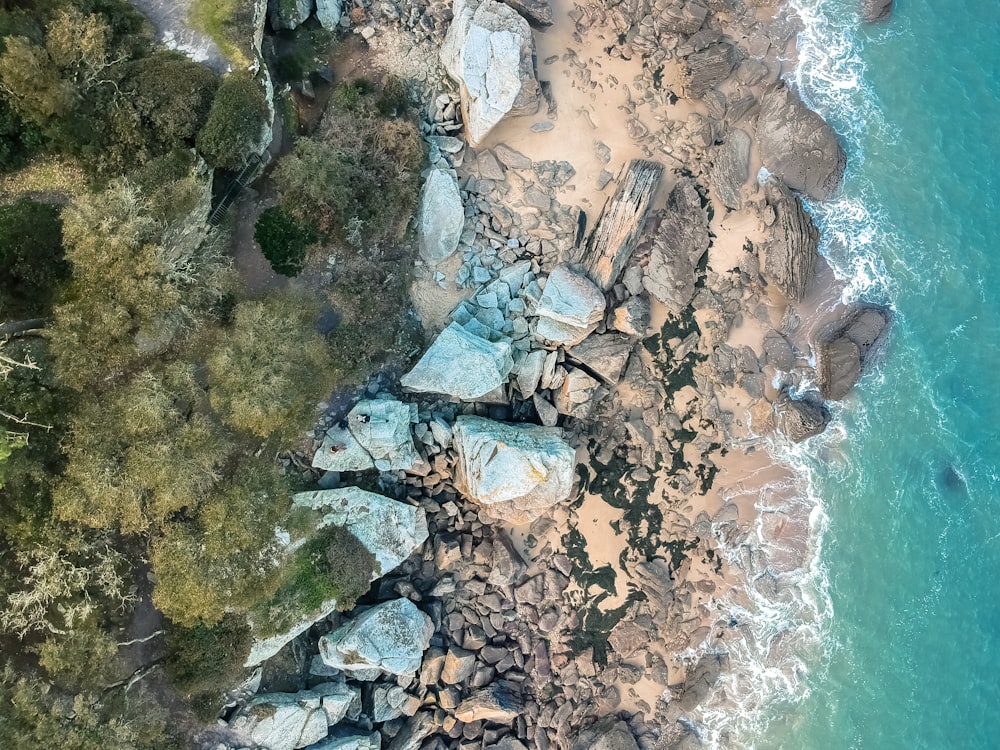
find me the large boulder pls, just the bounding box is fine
[567,334,633,384]
[756,83,846,201]
[310,731,381,750]
[775,392,829,442]
[418,169,465,265]
[401,322,514,400]
[534,266,607,346]
[315,0,343,28]
[573,718,640,750]
[503,0,553,26]
[269,0,313,30]
[453,415,576,524]
[229,691,330,750]
[245,489,427,666]
[643,178,711,313]
[453,681,523,723]
[319,598,433,678]
[313,399,419,472]
[709,129,751,210]
[678,42,737,99]
[762,177,820,302]
[814,305,891,399]
[860,0,893,22]
[441,0,541,146]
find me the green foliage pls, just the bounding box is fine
[0,96,42,173]
[164,613,249,717]
[206,292,337,440]
[196,71,268,171]
[0,197,67,316]
[38,618,118,690]
[190,0,256,68]
[254,205,317,277]
[252,523,376,637]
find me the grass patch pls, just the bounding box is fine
[190,0,258,68]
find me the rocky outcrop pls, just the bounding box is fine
[453,415,576,524]
[441,0,541,146]
[269,0,313,30]
[245,489,427,667]
[313,399,419,472]
[503,0,553,26]
[401,322,514,400]
[762,177,820,302]
[319,598,433,678]
[315,0,342,28]
[573,718,640,750]
[860,0,893,22]
[756,83,846,201]
[775,393,830,442]
[534,266,607,345]
[418,169,465,265]
[583,159,664,291]
[643,178,711,313]
[229,690,331,750]
[679,42,737,98]
[709,129,751,210]
[815,305,891,399]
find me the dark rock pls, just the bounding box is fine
[775,392,830,442]
[709,129,751,210]
[488,531,527,586]
[860,0,893,22]
[503,0,553,26]
[679,43,737,99]
[388,712,439,750]
[567,334,634,385]
[815,305,891,399]
[763,331,795,370]
[454,681,523,723]
[762,177,820,302]
[572,717,640,750]
[756,83,846,201]
[643,178,711,313]
[441,647,478,685]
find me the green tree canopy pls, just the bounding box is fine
[195,70,267,171]
[0,197,67,316]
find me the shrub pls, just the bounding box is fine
[164,613,250,717]
[254,205,317,277]
[37,620,118,690]
[196,71,268,171]
[0,197,66,316]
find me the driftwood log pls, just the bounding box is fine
[581,159,663,290]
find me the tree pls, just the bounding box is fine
[206,292,336,440]
[0,197,67,316]
[253,205,317,277]
[195,70,267,170]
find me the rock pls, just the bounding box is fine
[643,178,711,313]
[401,322,514,400]
[567,334,633,384]
[441,646,478,684]
[607,619,648,658]
[763,331,795,370]
[860,0,893,22]
[309,731,381,750]
[453,681,523,723]
[494,143,533,169]
[245,489,428,666]
[554,368,603,418]
[573,718,640,750]
[268,0,312,30]
[313,399,419,472]
[515,348,547,397]
[756,83,846,201]
[534,266,607,346]
[532,392,559,427]
[678,43,737,98]
[387,712,439,750]
[611,296,650,337]
[762,177,820,302]
[315,0,343,29]
[477,149,506,180]
[709,129,751,210]
[441,0,541,146]
[775,392,830,442]
[313,677,361,725]
[229,692,329,750]
[814,305,891,399]
[503,0,553,26]
[488,530,527,586]
[453,415,576,525]
[419,169,465,265]
[319,598,433,677]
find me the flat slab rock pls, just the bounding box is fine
[229,691,330,750]
[567,333,634,384]
[534,265,607,346]
[313,399,419,472]
[453,415,576,525]
[401,322,513,400]
[319,598,433,678]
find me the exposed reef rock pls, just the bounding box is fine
[756,83,846,201]
[815,305,892,399]
[762,177,820,302]
[643,178,711,313]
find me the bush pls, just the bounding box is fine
[254,206,317,277]
[196,71,268,170]
[0,197,66,316]
[38,620,118,690]
[164,614,250,717]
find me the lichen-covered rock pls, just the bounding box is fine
[401,322,514,400]
[709,129,751,210]
[453,415,576,524]
[756,83,846,201]
[319,598,433,677]
[313,399,419,472]
[534,266,607,346]
[418,169,465,265]
[441,0,541,146]
[229,691,329,750]
[762,177,820,302]
[268,0,312,30]
[643,178,711,313]
[315,0,342,28]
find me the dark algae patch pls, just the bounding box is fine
[568,592,646,666]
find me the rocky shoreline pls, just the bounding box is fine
[202,0,894,748]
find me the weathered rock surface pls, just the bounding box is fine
[709,129,751,210]
[679,42,737,98]
[756,83,846,201]
[314,0,342,28]
[441,0,541,146]
[583,160,664,290]
[567,334,634,385]
[309,731,381,750]
[860,0,893,22]
[401,322,513,400]
[775,393,830,442]
[313,399,419,472]
[762,177,820,302]
[453,681,523,723]
[573,718,640,750]
[534,266,607,345]
[555,368,604,418]
[453,415,576,524]
[815,305,891,399]
[611,295,651,337]
[503,0,553,26]
[229,691,329,750]
[269,0,312,30]
[319,598,433,677]
[245,489,427,667]
[418,169,465,265]
[643,178,711,313]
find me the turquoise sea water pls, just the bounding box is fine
[754,0,1000,747]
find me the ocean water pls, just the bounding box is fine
[751,0,1000,747]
